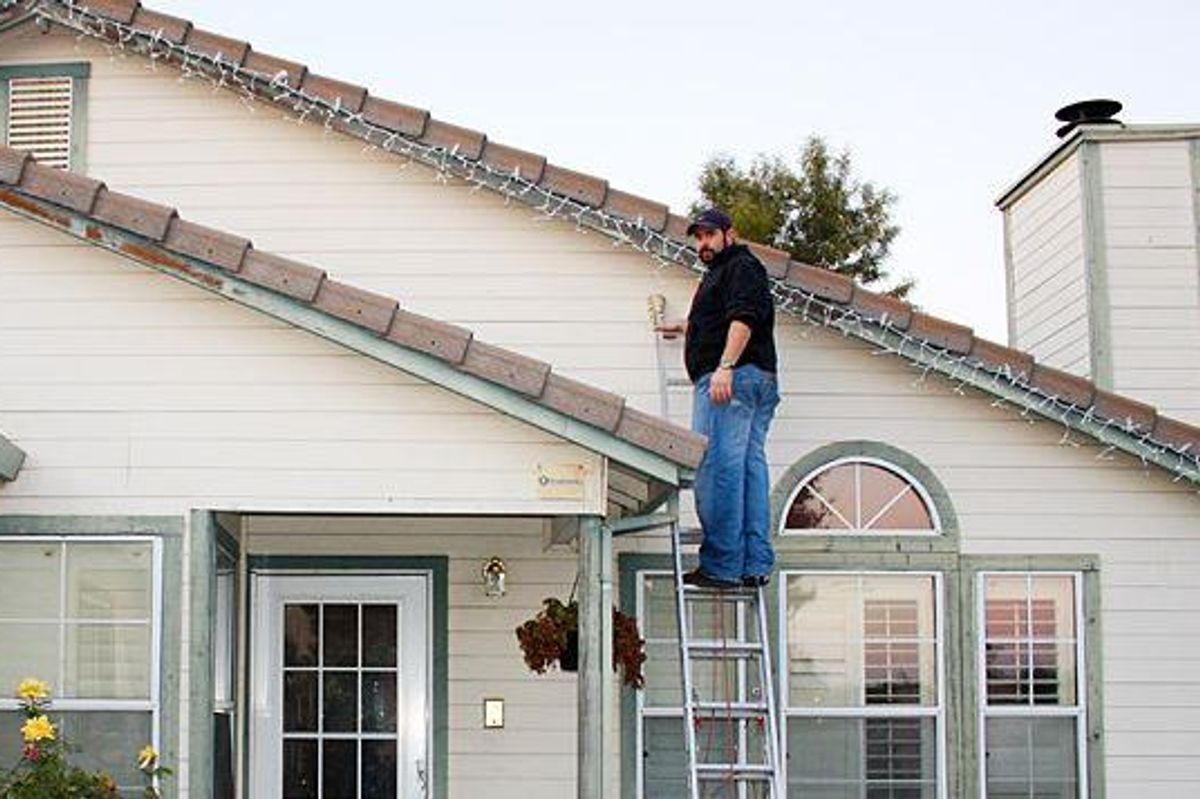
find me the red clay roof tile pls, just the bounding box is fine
[240,249,325,302]
[242,50,307,87]
[784,261,855,304]
[19,162,102,214]
[1152,415,1199,453]
[538,163,608,208]
[164,218,249,272]
[0,148,29,185]
[616,407,707,467]
[603,188,669,232]
[746,243,791,280]
[184,28,249,66]
[361,96,429,138]
[386,309,473,364]
[907,312,974,355]
[419,119,486,160]
[850,286,914,330]
[1092,389,1157,433]
[480,141,546,183]
[83,0,140,25]
[313,279,398,333]
[967,337,1034,381]
[299,73,367,113]
[131,8,191,43]
[541,373,626,432]
[1029,363,1096,408]
[92,188,176,241]
[461,340,551,398]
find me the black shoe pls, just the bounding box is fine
[742,574,770,588]
[683,568,740,590]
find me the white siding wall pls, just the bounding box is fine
[1005,152,1091,374]
[1099,140,1200,424]
[0,27,1198,797]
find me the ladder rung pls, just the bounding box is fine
[685,640,763,655]
[677,527,703,546]
[682,584,757,600]
[695,763,774,779]
[694,701,769,715]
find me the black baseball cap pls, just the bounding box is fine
[686,207,733,236]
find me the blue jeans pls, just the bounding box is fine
[691,364,780,581]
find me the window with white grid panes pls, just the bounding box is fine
[783,572,945,798]
[978,573,1086,799]
[635,570,770,798]
[781,458,940,535]
[0,538,161,792]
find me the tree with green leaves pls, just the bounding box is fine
[695,136,912,297]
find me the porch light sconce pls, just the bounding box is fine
[481,557,507,598]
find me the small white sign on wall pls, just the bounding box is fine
[535,463,587,500]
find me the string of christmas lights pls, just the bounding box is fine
[12,0,1199,487]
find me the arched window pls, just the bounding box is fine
[782,457,940,535]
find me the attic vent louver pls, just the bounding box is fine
[6,75,73,169]
[1054,98,1122,139]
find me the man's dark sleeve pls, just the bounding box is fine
[724,255,772,326]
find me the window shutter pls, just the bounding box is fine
[6,75,73,169]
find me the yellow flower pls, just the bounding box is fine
[15,678,50,703]
[21,715,56,743]
[137,744,158,771]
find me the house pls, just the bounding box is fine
[0,2,1196,798]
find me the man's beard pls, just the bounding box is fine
[698,246,715,262]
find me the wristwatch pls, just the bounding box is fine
[718,358,736,370]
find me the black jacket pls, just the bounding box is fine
[684,243,777,382]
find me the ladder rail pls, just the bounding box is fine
[755,580,785,798]
[668,494,703,799]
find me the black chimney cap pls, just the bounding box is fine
[1055,99,1123,138]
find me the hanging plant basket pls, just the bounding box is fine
[515,598,646,689]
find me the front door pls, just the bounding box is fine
[251,574,429,798]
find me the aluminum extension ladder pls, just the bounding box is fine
[668,507,785,798]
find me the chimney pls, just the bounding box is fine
[1054,99,1123,138]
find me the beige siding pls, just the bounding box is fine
[0,214,604,517]
[1005,151,1092,374]
[1099,140,1200,425]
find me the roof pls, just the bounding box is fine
[996,122,1200,208]
[5,0,1199,486]
[0,431,25,482]
[0,144,706,481]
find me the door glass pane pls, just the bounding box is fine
[322,739,357,799]
[324,605,358,668]
[642,575,677,638]
[0,622,59,695]
[323,671,358,732]
[985,717,1077,798]
[285,605,319,667]
[0,543,61,619]
[362,739,397,799]
[362,605,397,667]
[642,716,686,799]
[66,543,152,620]
[64,622,151,699]
[284,671,318,732]
[282,739,318,799]
[362,671,397,733]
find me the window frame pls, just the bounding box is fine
[974,569,1091,799]
[0,61,90,173]
[0,534,164,758]
[779,568,949,799]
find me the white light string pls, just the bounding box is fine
[17,0,1200,488]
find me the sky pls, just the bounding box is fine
[149,0,1200,342]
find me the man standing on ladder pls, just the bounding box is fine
[658,207,781,590]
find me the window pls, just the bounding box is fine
[0,537,161,792]
[783,572,944,797]
[0,63,89,171]
[781,458,939,535]
[978,573,1087,799]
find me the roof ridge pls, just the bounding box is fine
[13,0,1200,484]
[0,143,706,470]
